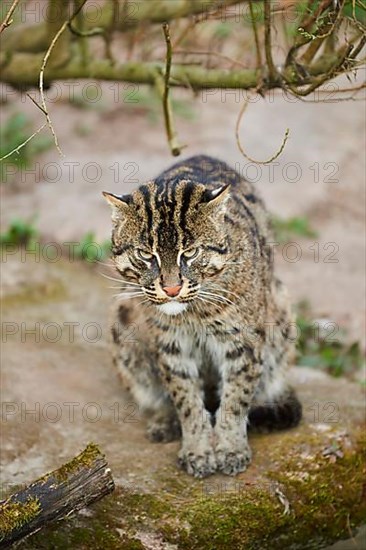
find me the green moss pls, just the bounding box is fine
[0,497,41,540]
[49,442,103,483]
[13,435,366,550]
[161,432,366,549]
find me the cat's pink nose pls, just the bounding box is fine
[163,285,182,297]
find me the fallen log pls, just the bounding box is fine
[0,443,115,548]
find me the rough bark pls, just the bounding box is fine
[0,50,342,90]
[0,443,115,548]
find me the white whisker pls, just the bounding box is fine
[197,296,222,309]
[136,298,151,306]
[99,272,141,286]
[95,260,114,267]
[199,291,234,306]
[205,284,240,299]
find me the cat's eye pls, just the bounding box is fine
[136,249,154,261]
[182,248,199,260]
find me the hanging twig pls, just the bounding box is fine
[0,0,20,34]
[0,123,47,162]
[235,100,289,164]
[39,21,68,157]
[159,23,185,157]
[39,0,88,157]
[282,81,366,103]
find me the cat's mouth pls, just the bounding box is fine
[142,288,199,315]
[156,301,189,316]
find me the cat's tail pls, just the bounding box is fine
[248,386,302,433]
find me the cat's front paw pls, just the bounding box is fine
[216,441,252,476]
[178,447,217,478]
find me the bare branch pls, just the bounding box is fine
[1,49,361,91]
[285,43,354,97]
[0,0,20,34]
[39,20,69,157]
[26,93,48,116]
[300,0,346,66]
[0,123,47,162]
[39,0,89,157]
[235,100,289,164]
[158,23,185,157]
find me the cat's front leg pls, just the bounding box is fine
[159,355,216,478]
[215,345,262,475]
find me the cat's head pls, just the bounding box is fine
[103,179,231,315]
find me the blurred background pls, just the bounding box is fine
[1,1,365,548]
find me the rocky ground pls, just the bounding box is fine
[1,78,365,548]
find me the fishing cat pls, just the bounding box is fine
[103,155,302,478]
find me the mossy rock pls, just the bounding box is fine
[14,429,365,550]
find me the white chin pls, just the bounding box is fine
[157,301,188,316]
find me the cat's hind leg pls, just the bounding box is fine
[248,385,302,433]
[248,339,302,432]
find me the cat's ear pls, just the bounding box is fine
[201,184,231,209]
[102,191,131,222]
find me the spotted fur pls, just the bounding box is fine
[103,155,302,478]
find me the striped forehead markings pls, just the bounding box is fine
[135,179,206,252]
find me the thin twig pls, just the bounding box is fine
[26,92,48,116]
[349,34,366,60]
[248,0,263,73]
[283,81,366,103]
[67,23,104,37]
[0,122,47,162]
[285,0,334,67]
[160,22,185,157]
[0,0,20,34]
[264,0,277,82]
[0,90,51,163]
[300,0,345,65]
[235,100,289,164]
[39,20,68,157]
[39,0,88,157]
[285,43,354,97]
